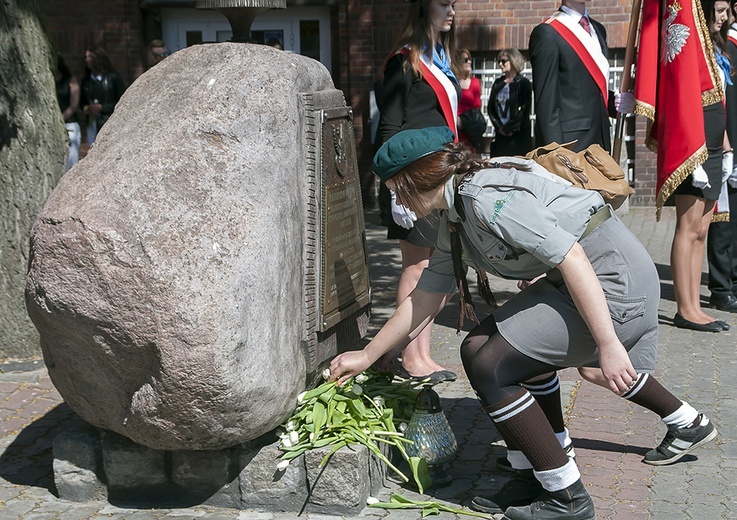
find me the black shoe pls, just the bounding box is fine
[710,293,737,312]
[496,455,515,472]
[394,368,457,384]
[471,470,543,514]
[502,479,595,520]
[643,413,717,465]
[673,313,722,332]
[715,320,731,331]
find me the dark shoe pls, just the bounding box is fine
[710,293,737,312]
[715,320,731,331]
[496,455,515,472]
[673,313,722,332]
[496,444,575,473]
[471,470,543,514]
[395,367,456,384]
[643,413,717,465]
[502,479,595,520]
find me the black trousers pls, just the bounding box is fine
[707,185,737,297]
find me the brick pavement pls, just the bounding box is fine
[0,206,734,519]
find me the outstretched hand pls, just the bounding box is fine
[598,342,638,395]
[329,350,373,385]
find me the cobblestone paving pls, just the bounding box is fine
[1,207,734,519]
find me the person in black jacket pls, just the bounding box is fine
[81,46,125,145]
[487,48,533,157]
[375,0,461,383]
[529,1,618,152]
[707,0,737,313]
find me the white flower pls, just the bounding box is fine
[281,437,293,448]
[373,396,385,407]
[285,421,295,432]
[355,373,368,383]
[322,368,332,380]
[297,391,307,403]
[276,459,290,471]
[309,432,315,442]
[289,431,300,444]
[366,496,380,505]
[399,422,408,433]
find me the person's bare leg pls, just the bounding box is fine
[694,199,718,322]
[672,195,715,323]
[381,240,446,376]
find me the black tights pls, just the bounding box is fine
[460,315,562,407]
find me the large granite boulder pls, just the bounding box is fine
[25,44,339,450]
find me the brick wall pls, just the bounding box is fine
[339,0,657,206]
[44,0,658,206]
[44,0,147,88]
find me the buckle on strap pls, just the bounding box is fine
[580,205,613,240]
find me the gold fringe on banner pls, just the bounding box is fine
[655,145,709,221]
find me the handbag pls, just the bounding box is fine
[525,141,631,209]
[459,108,487,149]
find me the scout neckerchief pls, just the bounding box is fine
[545,9,610,109]
[399,47,459,140]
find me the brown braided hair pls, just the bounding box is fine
[390,142,529,332]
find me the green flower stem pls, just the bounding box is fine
[369,493,494,519]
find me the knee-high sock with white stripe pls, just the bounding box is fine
[506,373,574,470]
[485,389,580,492]
[623,373,698,428]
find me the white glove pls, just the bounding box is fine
[722,151,734,183]
[730,164,737,188]
[390,191,417,229]
[691,164,711,189]
[614,91,636,114]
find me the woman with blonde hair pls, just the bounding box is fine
[377,0,460,382]
[487,48,533,156]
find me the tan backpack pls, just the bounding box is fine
[525,141,631,209]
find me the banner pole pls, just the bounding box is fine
[612,0,644,162]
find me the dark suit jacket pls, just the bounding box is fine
[529,17,616,152]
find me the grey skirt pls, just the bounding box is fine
[493,212,659,372]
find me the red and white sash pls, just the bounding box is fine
[728,26,737,47]
[400,47,459,140]
[545,10,610,108]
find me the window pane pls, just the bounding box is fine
[186,31,203,47]
[300,20,319,61]
[216,30,232,42]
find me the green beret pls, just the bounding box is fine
[373,126,455,182]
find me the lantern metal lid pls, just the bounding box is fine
[195,0,287,43]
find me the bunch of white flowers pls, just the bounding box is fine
[276,369,429,491]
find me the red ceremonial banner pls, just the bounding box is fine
[634,0,722,219]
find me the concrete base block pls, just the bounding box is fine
[52,427,107,502]
[304,443,374,515]
[53,423,385,515]
[239,441,308,512]
[171,448,238,507]
[101,430,168,500]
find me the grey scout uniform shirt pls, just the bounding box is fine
[417,157,605,295]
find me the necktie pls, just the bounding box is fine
[579,15,591,35]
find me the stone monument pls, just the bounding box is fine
[26,25,376,513]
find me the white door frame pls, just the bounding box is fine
[161,7,332,73]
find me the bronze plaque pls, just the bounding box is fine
[319,107,370,331]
